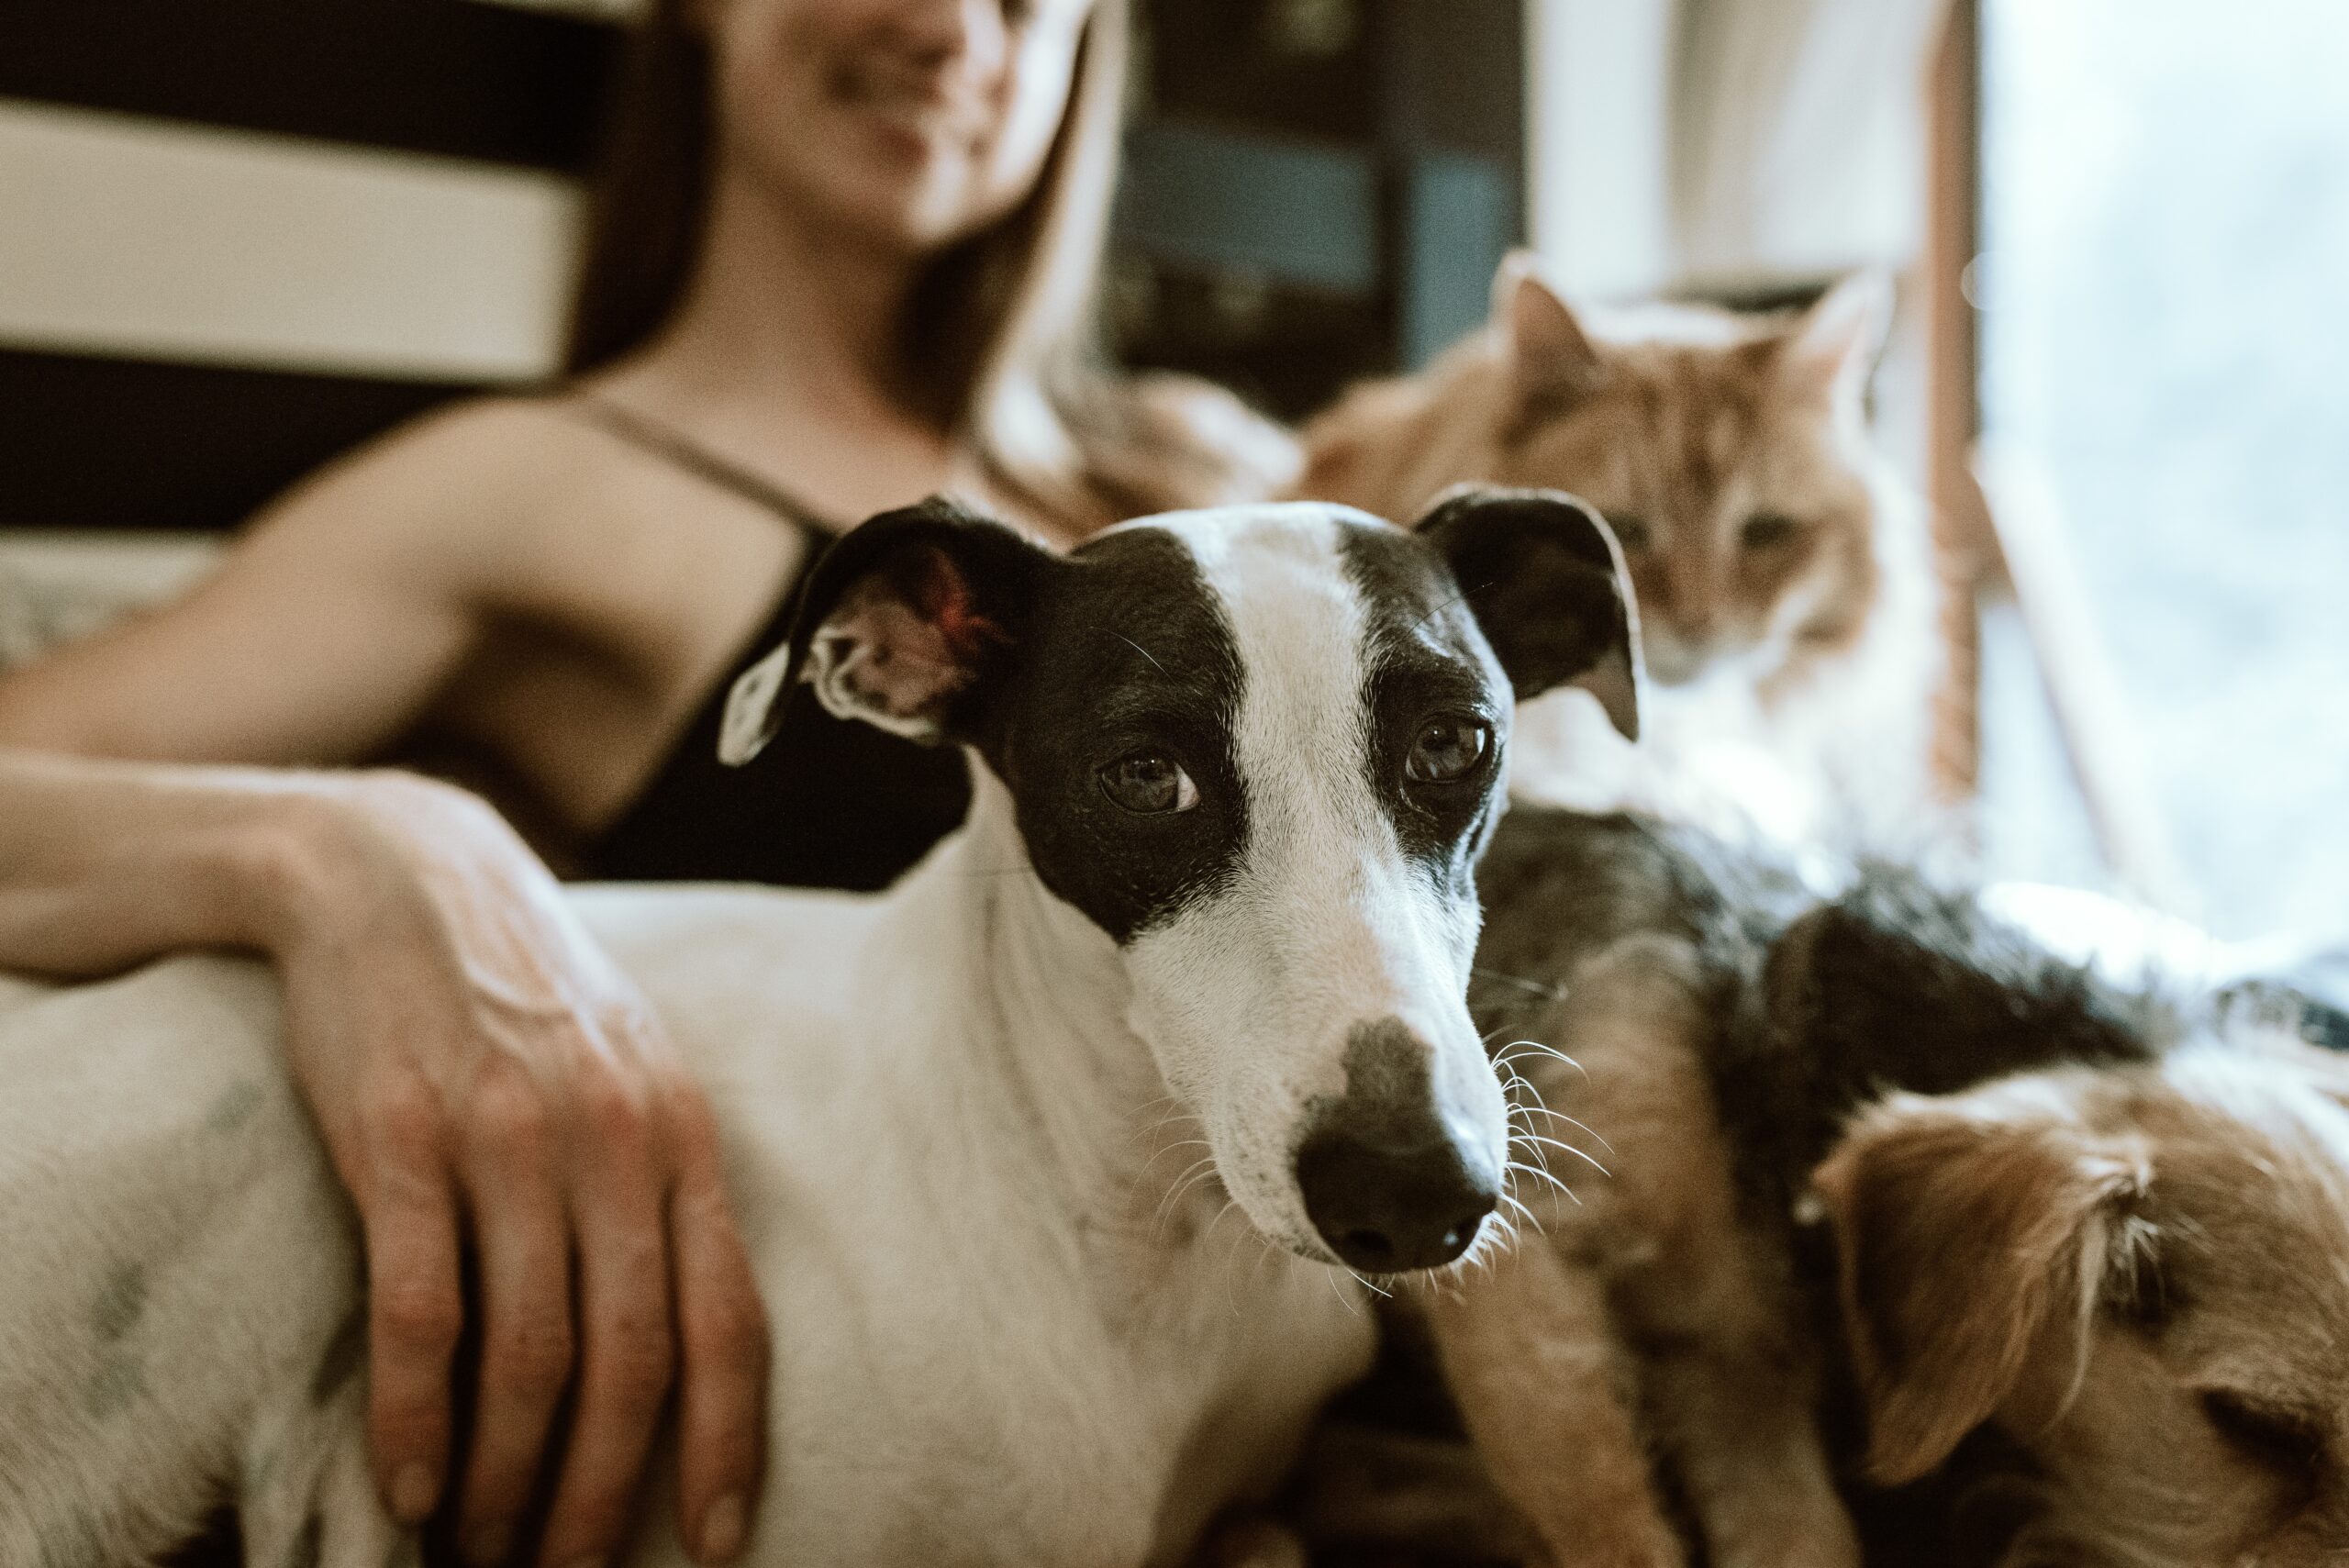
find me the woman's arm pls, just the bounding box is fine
[0,406,532,765]
[0,754,768,1566]
[0,402,770,1566]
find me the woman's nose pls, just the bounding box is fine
[890,0,1010,80]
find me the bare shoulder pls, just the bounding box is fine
[247,395,632,574]
[246,394,808,628]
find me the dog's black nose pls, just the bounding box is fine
[1295,1125,1498,1273]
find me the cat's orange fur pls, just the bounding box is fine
[1292,255,1943,851]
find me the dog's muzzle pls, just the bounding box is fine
[1293,1018,1499,1272]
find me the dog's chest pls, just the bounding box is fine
[738,1126,1374,1566]
[616,909,1375,1565]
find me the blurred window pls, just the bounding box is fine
[1980,0,2349,936]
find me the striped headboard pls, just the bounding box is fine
[0,0,618,532]
[2,0,1525,535]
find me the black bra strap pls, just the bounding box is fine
[560,392,841,538]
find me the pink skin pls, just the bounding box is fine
[706,0,1094,255]
[410,5,1103,1567]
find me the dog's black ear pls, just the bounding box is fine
[718,495,1052,763]
[1412,485,1644,740]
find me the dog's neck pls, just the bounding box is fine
[925,766,1223,1246]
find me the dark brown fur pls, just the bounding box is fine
[1415,806,2349,1568]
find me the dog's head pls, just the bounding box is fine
[720,489,1640,1273]
[1817,1038,2349,1566]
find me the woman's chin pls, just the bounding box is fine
[784,151,994,255]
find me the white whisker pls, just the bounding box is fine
[1495,1038,1584,1075]
[1511,1162,1576,1201]
[1323,1264,1365,1318]
[1497,1188,1543,1233]
[1518,1133,1611,1177]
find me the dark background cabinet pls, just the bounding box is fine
[1115,0,1525,417]
[0,0,1525,528]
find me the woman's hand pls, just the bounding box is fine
[270,773,769,1568]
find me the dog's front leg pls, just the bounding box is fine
[1417,1245,1682,1568]
[1646,1326,1857,1568]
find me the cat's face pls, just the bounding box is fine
[1488,274,1889,690]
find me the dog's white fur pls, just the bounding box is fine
[0,505,1519,1568]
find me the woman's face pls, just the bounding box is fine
[706,0,1098,252]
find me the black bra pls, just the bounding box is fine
[565,395,971,891]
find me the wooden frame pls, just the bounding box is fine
[1931,0,2186,904]
[1924,0,1991,804]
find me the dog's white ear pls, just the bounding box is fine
[1412,484,1644,740]
[1780,270,1892,409]
[1491,250,1603,413]
[1812,1093,2153,1485]
[718,495,1052,764]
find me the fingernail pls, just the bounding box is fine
[700,1494,748,1562]
[389,1462,439,1523]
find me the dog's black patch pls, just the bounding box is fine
[993,528,1251,945]
[1309,1017,1447,1145]
[1409,487,1639,720]
[766,495,1052,754]
[1296,1017,1500,1269]
[1743,867,2165,1180]
[1339,520,1512,903]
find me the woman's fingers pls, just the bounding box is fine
[457,1072,577,1566]
[667,1093,770,1564]
[274,779,770,1561]
[359,1081,466,1527]
[536,1084,676,1568]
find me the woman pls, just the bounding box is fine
[0,2,1289,1563]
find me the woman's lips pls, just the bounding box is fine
[831,64,987,148]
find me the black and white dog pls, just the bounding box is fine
[0,490,1640,1567]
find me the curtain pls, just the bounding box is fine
[1668,0,1953,290]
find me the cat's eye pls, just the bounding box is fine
[1405,717,1492,784]
[1608,515,1652,552]
[1740,512,1804,551]
[1099,751,1197,814]
[2201,1390,2326,1473]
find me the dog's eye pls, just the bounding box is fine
[1405,717,1492,784]
[1740,511,1804,551]
[1099,751,1197,814]
[1608,514,1652,552]
[2201,1390,2326,1475]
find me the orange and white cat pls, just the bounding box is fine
[1294,255,1943,854]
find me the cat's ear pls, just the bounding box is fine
[1491,250,1603,412]
[1781,271,1892,407]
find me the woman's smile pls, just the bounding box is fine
[829,61,993,158]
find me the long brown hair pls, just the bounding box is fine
[564,0,1295,528]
